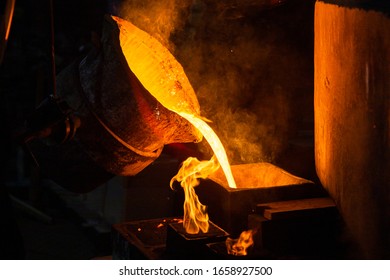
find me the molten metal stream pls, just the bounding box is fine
[177,112,237,189]
[114,15,236,234]
[170,113,237,234]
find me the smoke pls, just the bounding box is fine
[116,0,313,164]
[116,0,192,51]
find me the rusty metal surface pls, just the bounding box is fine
[71,15,201,176]
[30,15,204,191]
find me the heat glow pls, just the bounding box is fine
[170,112,237,234]
[170,156,219,234]
[170,113,237,234]
[115,15,236,234]
[177,112,236,189]
[226,229,255,256]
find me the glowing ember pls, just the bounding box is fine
[226,229,255,256]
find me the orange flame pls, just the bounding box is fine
[170,113,237,234]
[113,15,236,234]
[226,229,255,256]
[177,112,236,189]
[170,156,219,234]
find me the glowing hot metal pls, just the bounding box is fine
[170,113,237,234]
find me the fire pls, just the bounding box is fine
[114,15,236,234]
[177,112,236,189]
[170,113,237,234]
[170,156,219,234]
[226,229,255,256]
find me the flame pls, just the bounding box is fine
[177,112,236,189]
[170,156,220,234]
[170,113,237,234]
[113,15,236,234]
[226,229,255,256]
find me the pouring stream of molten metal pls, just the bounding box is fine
[113,15,236,234]
[170,113,237,234]
[177,112,237,189]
